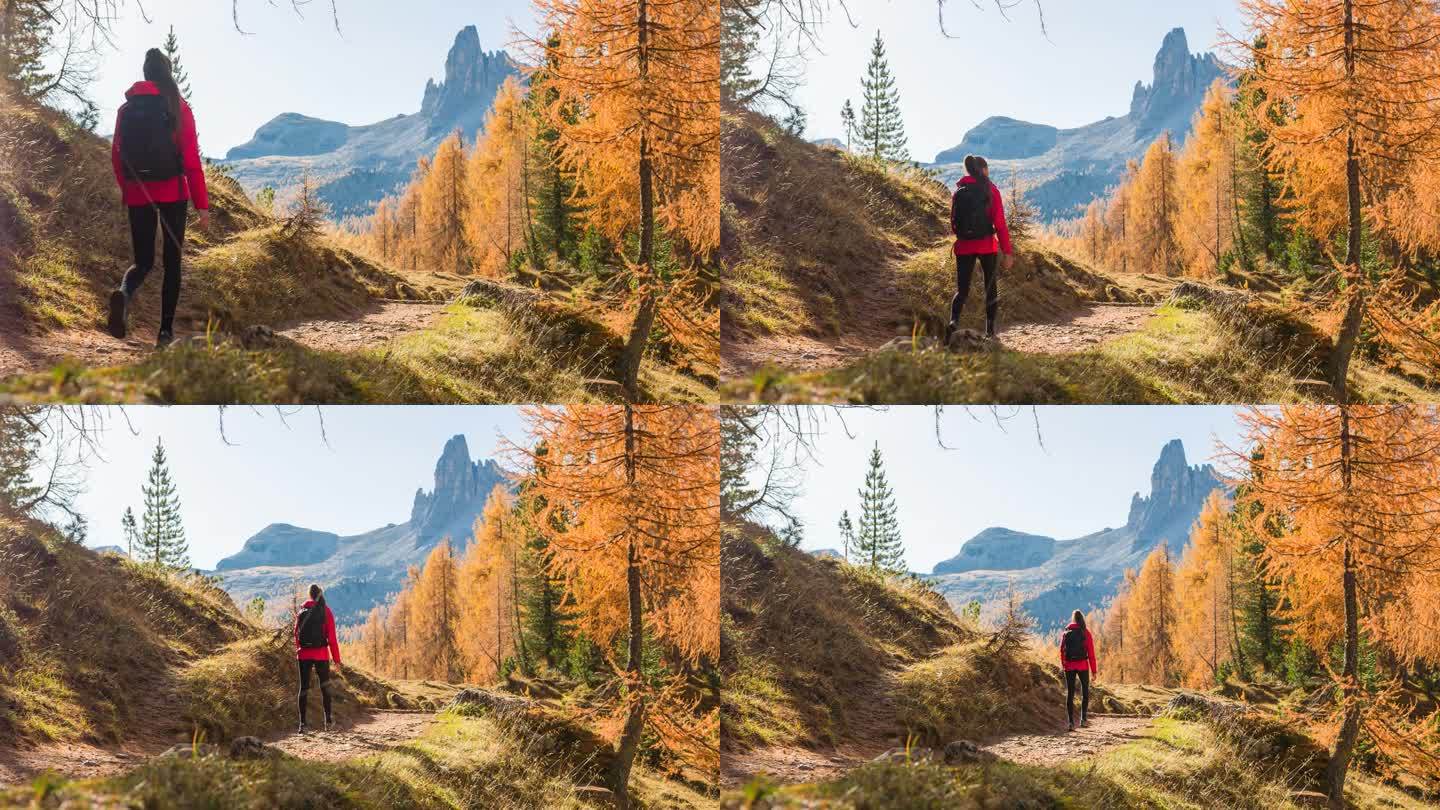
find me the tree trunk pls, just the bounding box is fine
[610,405,646,809]
[1325,405,1362,809]
[618,0,656,403]
[1329,1,1364,404]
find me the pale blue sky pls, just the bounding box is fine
[55,406,526,569]
[790,0,1245,162]
[85,0,534,155]
[782,406,1247,573]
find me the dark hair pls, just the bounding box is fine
[1071,609,1086,630]
[963,154,990,184]
[309,584,325,608]
[142,48,182,131]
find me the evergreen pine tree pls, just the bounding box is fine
[121,507,139,558]
[858,31,909,162]
[720,0,764,107]
[840,99,857,152]
[161,25,192,99]
[138,438,189,569]
[837,510,855,561]
[854,442,904,573]
[0,0,55,101]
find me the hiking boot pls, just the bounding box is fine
[943,320,957,346]
[324,717,334,733]
[156,330,174,349]
[1066,722,1075,732]
[298,722,309,735]
[1081,718,1091,728]
[107,289,128,339]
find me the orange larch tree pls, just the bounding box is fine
[1226,0,1440,397]
[410,539,463,681]
[1127,133,1182,277]
[1174,492,1241,687]
[508,404,719,809]
[1233,405,1440,805]
[1176,81,1243,278]
[1123,542,1179,686]
[528,0,721,400]
[467,78,534,278]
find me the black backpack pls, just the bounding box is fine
[951,180,995,241]
[1062,627,1088,662]
[118,95,183,182]
[297,604,329,649]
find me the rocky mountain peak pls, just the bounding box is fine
[1126,439,1221,548]
[1129,28,1224,135]
[410,435,503,543]
[420,25,517,135]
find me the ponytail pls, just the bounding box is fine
[1071,609,1086,631]
[964,154,990,188]
[309,583,325,610]
[142,48,182,131]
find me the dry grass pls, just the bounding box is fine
[721,111,950,341]
[893,640,1063,747]
[721,522,968,751]
[727,303,1437,404]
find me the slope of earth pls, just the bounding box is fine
[930,28,1227,222]
[221,25,521,219]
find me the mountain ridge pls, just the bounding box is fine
[222,25,520,219]
[212,434,505,624]
[928,439,1223,625]
[930,27,1227,222]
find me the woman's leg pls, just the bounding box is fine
[317,661,334,723]
[156,201,189,336]
[1080,670,1091,724]
[1065,669,1078,727]
[951,253,979,326]
[121,205,158,296]
[980,253,1000,336]
[298,660,312,727]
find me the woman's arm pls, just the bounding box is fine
[178,103,209,210]
[326,608,342,666]
[990,185,1013,255]
[111,106,125,188]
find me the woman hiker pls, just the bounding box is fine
[946,154,1013,344]
[295,584,341,733]
[108,47,210,347]
[1059,609,1098,732]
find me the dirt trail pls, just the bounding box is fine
[0,711,437,786]
[721,253,1159,379]
[277,301,447,353]
[981,715,1152,766]
[0,301,447,378]
[993,304,1156,355]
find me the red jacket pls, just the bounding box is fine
[294,600,341,664]
[111,81,209,210]
[1060,623,1097,675]
[951,175,1012,257]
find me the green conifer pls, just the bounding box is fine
[858,31,909,162]
[138,438,189,569]
[854,442,905,573]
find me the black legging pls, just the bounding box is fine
[298,659,333,726]
[952,252,1000,336]
[124,201,189,334]
[1066,669,1090,726]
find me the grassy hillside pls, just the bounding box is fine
[721,110,949,342]
[720,112,1438,403]
[0,516,389,749]
[0,517,716,808]
[721,522,1431,808]
[0,93,715,404]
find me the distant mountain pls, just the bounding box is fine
[222,25,520,220]
[927,439,1223,628]
[809,548,844,560]
[811,137,846,150]
[212,435,505,625]
[931,28,1227,222]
